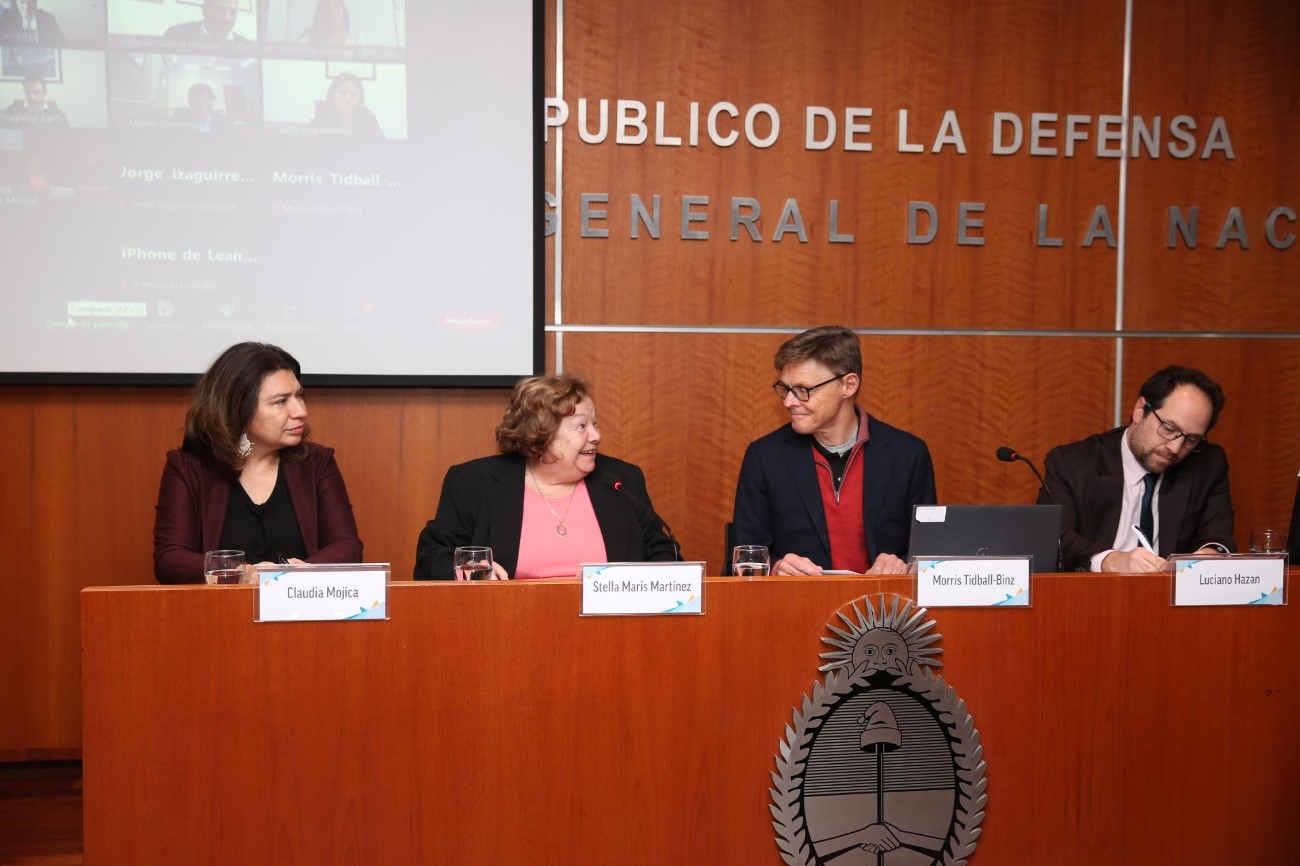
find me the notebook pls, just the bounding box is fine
[908,504,1064,572]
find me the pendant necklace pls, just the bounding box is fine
[528,466,579,537]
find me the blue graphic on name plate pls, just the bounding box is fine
[992,588,1029,606]
[662,596,701,614]
[346,602,387,619]
[1247,587,1284,605]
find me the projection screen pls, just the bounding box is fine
[0,0,543,385]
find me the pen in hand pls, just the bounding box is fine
[1131,524,1156,554]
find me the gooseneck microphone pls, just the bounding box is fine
[998,446,1062,571]
[601,471,682,561]
[996,446,1053,503]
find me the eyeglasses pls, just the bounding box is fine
[1144,402,1208,453]
[773,374,844,402]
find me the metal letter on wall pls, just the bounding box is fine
[771,595,986,865]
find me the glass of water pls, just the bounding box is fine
[203,549,246,585]
[732,545,771,578]
[1249,529,1287,554]
[454,546,495,581]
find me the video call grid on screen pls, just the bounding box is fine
[0,0,544,386]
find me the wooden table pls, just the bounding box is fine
[82,575,1297,864]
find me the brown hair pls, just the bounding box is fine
[182,342,309,471]
[773,325,863,377]
[495,374,590,461]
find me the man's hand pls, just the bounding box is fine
[1101,548,1168,573]
[865,553,909,575]
[772,553,823,576]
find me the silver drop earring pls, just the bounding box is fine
[238,433,253,457]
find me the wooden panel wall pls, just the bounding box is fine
[2,0,1297,756]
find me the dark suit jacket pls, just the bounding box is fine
[153,442,363,583]
[414,453,677,579]
[732,413,937,568]
[1038,426,1235,571]
[0,8,64,45]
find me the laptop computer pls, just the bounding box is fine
[908,504,1064,572]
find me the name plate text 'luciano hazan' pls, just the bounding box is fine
[1171,556,1287,607]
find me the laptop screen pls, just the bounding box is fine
[908,504,1064,572]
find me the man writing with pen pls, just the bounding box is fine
[1039,366,1235,572]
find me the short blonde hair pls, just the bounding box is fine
[495,374,590,461]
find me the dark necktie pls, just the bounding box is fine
[1139,473,1158,548]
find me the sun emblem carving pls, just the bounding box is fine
[818,594,943,677]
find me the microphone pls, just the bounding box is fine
[996,446,1053,503]
[998,446,1061,571]
[601,471,681,561]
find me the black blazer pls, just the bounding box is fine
[413,453,677,579]
[1039,426,1236,571]
[731,413,937,568]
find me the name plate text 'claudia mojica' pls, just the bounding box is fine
[255,564,389,622]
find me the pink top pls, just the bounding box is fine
[515,481,608,580]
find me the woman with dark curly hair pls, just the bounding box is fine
[414,374,677,580]
[152,342,362,583]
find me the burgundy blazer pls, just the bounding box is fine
[153,442,363,583]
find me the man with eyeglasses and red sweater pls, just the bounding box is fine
[732,325,937,576]
[1040,365,1236,572]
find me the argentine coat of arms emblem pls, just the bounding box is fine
[771,595,987,865]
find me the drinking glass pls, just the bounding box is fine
[203,549,246,585]
[454,546,495,581]
[1249,529,1287,554]
[732,545,771,578]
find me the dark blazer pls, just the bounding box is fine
[153,442,363,583]
[1038,426,1235,571]
[732,413,937,568]
[414,453,677,579]
[0,8,64,45]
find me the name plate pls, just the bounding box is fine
[255,563,390,622]
[580,561,705,616]
[1171,555,1288,606]
[915,557,1032,607]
